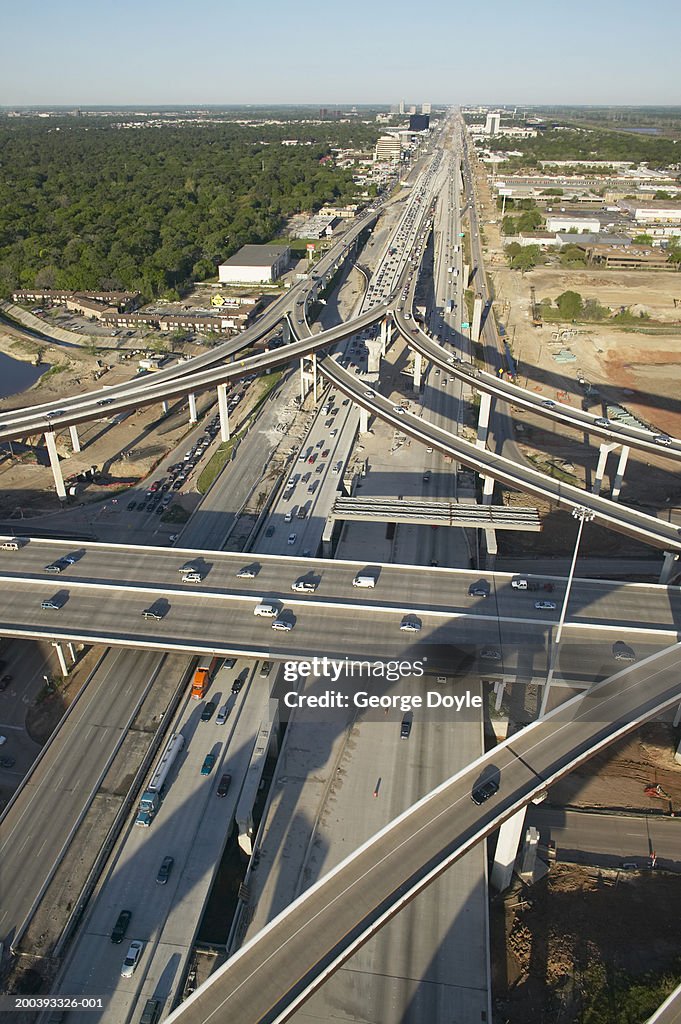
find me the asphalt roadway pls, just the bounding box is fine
[163,645,681,1024]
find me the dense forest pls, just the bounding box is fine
[0,118,379,299]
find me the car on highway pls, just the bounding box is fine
[142,607,164,620]
[127,501,136,511]
[399,616,421,633]
[653,434,672,446]
[0,674,12,691]
[287,533,297,545]
[156,856,174,885]
[265,525,275,537]
[182,572,203,584]
[201,701,217,722]
[471,778,499,805]
[200,753,216,776]
[284,511,293,523]
[272,618,293,632]
[321,449,329,458]
[468,581,490,598]
[480,648,501,661]
[423,471,431,483]
[259,661,272,677]
[44,560,68,574]
[612,641,636,663]
[393,405,405,415]
[594,418,611,428]
[308,454,317,464]
[216,704,230,725]
[236,567,257,579]
[291,579,316,593]
[400,717,412,739]
[231,677,244,693]
[120,939,144,977]
[541,399,556,408]
[110,910,132,944]
[41,597,64,611]
[217,772,232,798]
[534,600,557,611]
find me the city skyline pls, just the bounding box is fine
[2,0,680,106]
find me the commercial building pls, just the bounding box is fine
[485,112,500,136]
[218,244,290,285]
[619,200,681,224]
[421,102,432,115]
[544,211,603,233]
[584,244,677,271]
[409,113,429,132]
[374,135,403,162]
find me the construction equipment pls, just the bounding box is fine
[644,783,673,814]
[530,286,543,328]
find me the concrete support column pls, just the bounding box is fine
[52,642,68,677]
[494,680,506,712]
[490,806,527,892]
[462,263,470,289]
[476,391,492,450]
[592,442,617,495]
[659,551,679,585]
[380,318,388,356]
[282,318,290,344]
[312,353,317,404]
[68,424,81,454]
[471,295,483,343]
[299,358,306,403]
[359,407,369,433]
[188,392,198,424]
[217,384,231,442]
[66,642,77,664]
[610,444,630,501]
[44,430,66,500]
[413,351,422,393]
[161,400,169,415]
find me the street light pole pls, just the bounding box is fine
[539,505,595,717]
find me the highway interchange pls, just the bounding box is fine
[0,111,679,1024]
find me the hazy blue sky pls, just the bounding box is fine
[2,0,680,106]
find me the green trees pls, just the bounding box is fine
[632,234,653,245]
[555,290,584,319]
[0,118,371,299]
[559,244,587,267]
[505,243,543,271]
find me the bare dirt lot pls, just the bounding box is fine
[493,864,681,1024]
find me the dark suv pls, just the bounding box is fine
[201,701,216,722]
[110,909,132,943]
[471,779,499,805]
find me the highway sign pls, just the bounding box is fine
[461,322,470,329]
[458,232,465,237]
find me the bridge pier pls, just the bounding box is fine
[299,358,315,403]
[68,424,81,454]
[161,400,169,415]
[610,444,630,501]
[188,392,198,424]
[413,351,422,393]
[660,551,679,585]
[312,353,318,404]
[217,383,231,441]
[592,441,618,495]
[462,263,470,289]
[52,641,69,677]
[476,391,492,449]
[471,295,483,343]
[490,806,526,891]
[359,406,369,433]
[44,430,66,500]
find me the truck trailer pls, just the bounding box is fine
[135,732,185,827]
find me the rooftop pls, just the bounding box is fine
[220,244,289,268]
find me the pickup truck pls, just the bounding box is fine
[511,579,554,593]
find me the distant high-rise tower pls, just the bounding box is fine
[485,111,500,136]
[422,102,431,115]
[399,99,405,114]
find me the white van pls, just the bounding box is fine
[352,575,376,589]
[1,539,21,551]
[254,602,278,617]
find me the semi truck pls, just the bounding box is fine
[190,656,221,699]
[135,732,185,827]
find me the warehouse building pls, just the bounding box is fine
[218,244,290,285]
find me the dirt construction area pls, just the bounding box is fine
[493,864,681,1024]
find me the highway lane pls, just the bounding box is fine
[0,648,169,946]
[528,806,681,870]
[163,646,681,1024]
[1,541,681,631]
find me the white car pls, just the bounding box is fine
[287,533,297,545]
[291,580,316,593]
[120,939,144,978]
[284,511,293,523]
[393,406,406,415]
[0,736,6,746]
[272,618,293,632]
[399,617,421,633]
[534,600,557,611]
[236,568,256,579]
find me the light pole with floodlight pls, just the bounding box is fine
[540,505,595,717]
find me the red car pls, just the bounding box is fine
[322,449,329,458]
[308,454,317,464]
